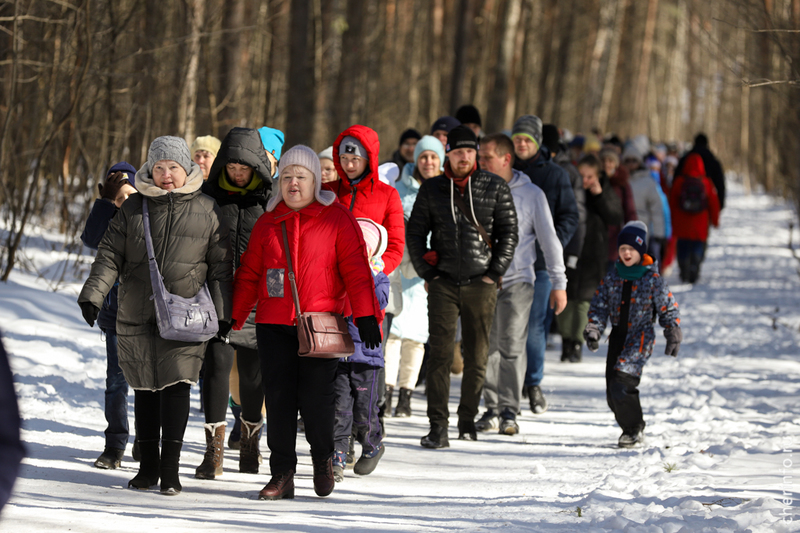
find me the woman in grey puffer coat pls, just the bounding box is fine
[78,136,233,496]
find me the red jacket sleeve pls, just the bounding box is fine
[335,206,381,319]
[706,179,721,227]
[232,218,266,329]
[380,186,406,274]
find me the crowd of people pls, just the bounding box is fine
[76,103,724,500]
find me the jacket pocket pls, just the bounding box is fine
[267,268,285,298]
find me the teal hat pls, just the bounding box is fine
[413,135,446,171]
[258,127,285,160]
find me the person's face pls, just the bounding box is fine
[513,135,537,160]
[416,150,441,180]
[115,182,137,208]
[400,138,418,163]
[320,158,338,183]
[602,158,618,177]
[193,150,215,180]
[448,147,476,178]
[619,244,642,267]
[624,158,640,172]
[432,130,449,147]
[265,151,278,177]
[340,153,367,179]
[152,160,187,191]
[226,162,254,188]
[579,164,599,190]
[280,165,316,210]
[478,142,509,178]
[464,123,481,137]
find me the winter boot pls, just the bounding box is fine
[568,341,583,363]
[160,439,183,495]
[354,444,385,476]
[228,399,242,450]
[332,451,347,483]
[420,425,449,449]
[94,447,124,470]
[132,438,141,462]
[239,418,263,474]
[457,418,478,441]
[312,457,335,497]
[346,435,355,464]
[384,385,394,416]
[527,385,548,414]
[195,422,225,479]
[475,409,499,432]
[394,388,412,417]
[618,429,645,448]
[560,341,572,362]
[128,440,160,490]
[258,470,295,500]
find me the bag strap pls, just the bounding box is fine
[281,221,303,321]
[451,187,492,249]
[142,198,163,282]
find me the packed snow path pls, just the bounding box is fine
[0,181,798,532]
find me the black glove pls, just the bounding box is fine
[664,326,682,357]
[217,320,233,340]
[98,171,129,202]
[583,324,601,352]
[356,316,382,350]
[79,301,100,327]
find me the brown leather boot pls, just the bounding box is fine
[312,457,335,497]
[258,470,295,500]
[195,422,225,479]
[239,418,263,474]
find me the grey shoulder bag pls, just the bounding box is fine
[143,198,219,342]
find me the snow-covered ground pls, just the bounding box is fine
[1,181,799,532]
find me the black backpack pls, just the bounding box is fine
[679,177,708,214]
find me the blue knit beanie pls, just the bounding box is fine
[108,161,138,189]
[258,127,285,160]
[413,135,445,170]
[618,220,648,257]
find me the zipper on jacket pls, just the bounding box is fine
[159,194,175,270]
[349,183,357,212]
[236,207,244,270]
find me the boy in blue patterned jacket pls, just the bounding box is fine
[584,221,682,448]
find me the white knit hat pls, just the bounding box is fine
[267,145,336,211]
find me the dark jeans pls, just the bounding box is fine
[235,346,263,423]
[257,324,338,474]
[426,277,497,429]
[334,362,382,454]
[102,330,129,450]
[134,382,191,442]
[524,271,551,388]
[605,329,644,434]
[677,239,706,282]
[202,338,234,424]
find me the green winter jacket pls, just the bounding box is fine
[79,162,233,391]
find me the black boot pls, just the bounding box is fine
[420,425,449,449]
[457,418,478,441]
[94,447,124,470]
[128,440,159,490]
[383,385,394,416]
[568,341,583,363]
[394,388,412,417]
[160,439,183,495]
[560,341,571,362]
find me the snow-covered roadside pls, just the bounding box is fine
[0,182,799,532]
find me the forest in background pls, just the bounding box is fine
[1,0,798,281]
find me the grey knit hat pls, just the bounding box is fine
[268,145,336,211]
[339,136,367,159]
[512,115,543,148]
[148,136,193,175]
[318,146,334,161]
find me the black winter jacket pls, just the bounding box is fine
[81,198,120,331]
[406,168,518,285]
[567,173,623,302]
[202,127,273,349]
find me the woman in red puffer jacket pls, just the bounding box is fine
[668,153,720,283]
[232,145,381,501]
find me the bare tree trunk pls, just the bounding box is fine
[665,0,687,141]
[486,0,521,133]
[633,0,658,134]
[286,0,313,146]
[178,0,204,143]
[551,0,575,125]
[218,0,245,136]
[597,0,628,132]
[450,0,475,112]
[429,0,444,121]
[585,0,616,131]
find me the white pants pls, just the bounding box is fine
[384,333,425,389]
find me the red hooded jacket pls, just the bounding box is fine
[325,125,405,274]
[231,200,380,328]
[668,153,720,242]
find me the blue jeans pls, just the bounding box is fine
[103,330,130,450]
[524,271,552,388]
